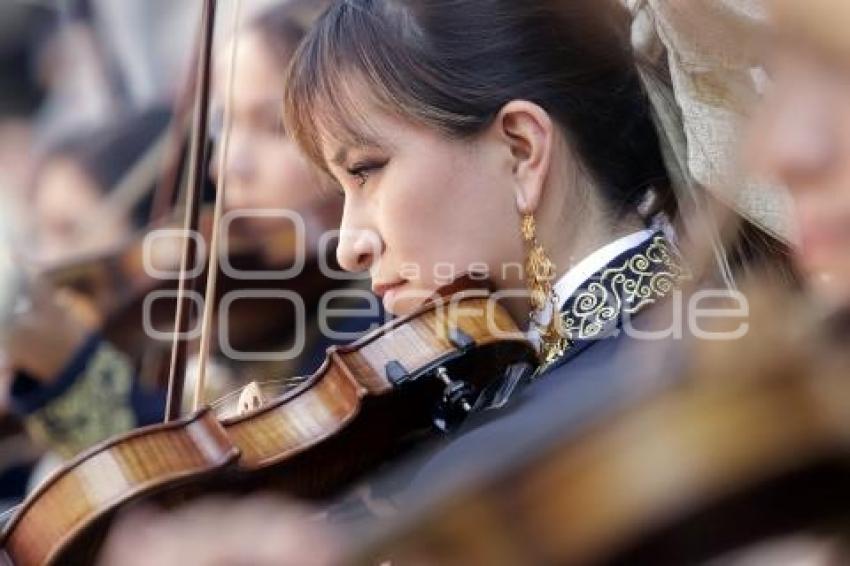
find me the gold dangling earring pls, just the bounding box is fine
[521,213,569,365]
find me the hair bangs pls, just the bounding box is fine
[284,1,416,174]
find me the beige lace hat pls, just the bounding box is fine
[626,0,795,244]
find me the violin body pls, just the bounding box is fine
[1,289,536,565]
[0,410,238,566]
[223,291,535,497]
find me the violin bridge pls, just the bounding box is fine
[237,381,267,416]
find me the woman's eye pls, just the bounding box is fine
[347,161,385,187]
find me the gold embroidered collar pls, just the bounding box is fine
[538,233,691,372]
[561,233,691,341]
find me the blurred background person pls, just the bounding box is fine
[1,112,172,471]
[747,0,850,310]
[0,0,383,503]
[28,106,169,265]
[211,0,335,255]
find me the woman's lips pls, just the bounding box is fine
[372,280,405,298]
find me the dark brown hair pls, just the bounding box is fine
[283,0,671,218]
[282,0,796,280]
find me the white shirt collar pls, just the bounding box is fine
[553,229,656,310]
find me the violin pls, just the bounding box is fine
[32,226,180,358]
[0,287,536,565]
[3,4,536,565]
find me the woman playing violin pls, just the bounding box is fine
[99,0,794,563]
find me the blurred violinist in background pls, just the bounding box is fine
[4,108,174,469]
[0,0,384,489]
[27,107,169,266]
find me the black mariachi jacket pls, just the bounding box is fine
[331,232,694,520]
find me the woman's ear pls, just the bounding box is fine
[495,100,554,215]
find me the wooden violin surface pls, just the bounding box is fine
[222,292,534,496]
[1,410,238,566]
[0,287,536,565]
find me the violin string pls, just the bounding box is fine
[194,0,244,412]
[209,388,249,410]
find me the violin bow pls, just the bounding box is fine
[149,44,205,226]
[164,0,217,422]
[194,0,244,411]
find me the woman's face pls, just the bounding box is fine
[33,158,131,263]
[212,31,327,238]
[323,110,526,316]
[747,45,850,305]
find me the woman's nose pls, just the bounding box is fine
[336,201,383,273]
[210,131,254,189]
[749,91,838,191]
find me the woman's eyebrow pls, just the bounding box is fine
[331,146,351,167]
[330,138,386,167]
